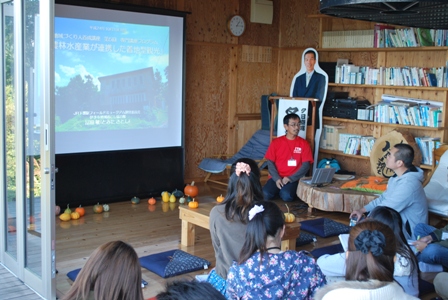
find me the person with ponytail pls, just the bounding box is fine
[226,201,326,299]
[317,206,419,296]
[208,158,264,295]
[315,220,418,300]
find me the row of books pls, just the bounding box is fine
[415,137,441,165]
[335,64,447,87]
[372,95,443,128]
[375,24,448,48]
[320,125,376,157]
[322,30,374,48]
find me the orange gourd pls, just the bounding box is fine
[148,197,156,205]
[70,211,80,220]
[93,203,103,214]
[216,194,225,203]
[184,181,199,197]
[284,204,296,223]
[75,205,85,217]
[188,198,199,208]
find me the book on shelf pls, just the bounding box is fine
[416,28,434,47]
[415,136,441,164]
[321,125,346,151]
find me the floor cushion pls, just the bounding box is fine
[296,232,317,247]
[67,268,148,287]
[310,243,344,259]
[139,249,210,278]
[300,218,350,238]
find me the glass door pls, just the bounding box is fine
[1,0,55,298]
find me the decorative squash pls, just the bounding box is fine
[216,194,225,203]
[93,203,103,214]
[188,198,199,208]
[161,191,170,203]
[75,205,85,217]
[59,213,71,222]
[148,197,156,205]
[64,204,72,214]
[55,205,61,216]
[172,189,184,198]
[131,196,140,204]
[103,204,110,212]
[179,196,186,204]
[184,181,198,197]
[186,196,193,203]
[284,204,296,223]
[169,194,177,203]
[70,211,80,220]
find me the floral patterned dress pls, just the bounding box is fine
[226,250,326,300]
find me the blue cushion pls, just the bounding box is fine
[310,244,344,259]
[67,268,148,287]
[139,249,211,278]
[296,232,316,246]
[300,218,350,238]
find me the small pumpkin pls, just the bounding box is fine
[70,211,80,220]
[169,194,177,203]
[186,196,193,203]
[64,204,72,214]
[184,181,199,197]
[179,196,186,204]
[188,198,199,208]
[103,204,110,212]
[161,191,170,203]
[93,203,103,214]
[172,189,184,198]
[55,205,61,216]
[59,213,71,222]
[131,196,140,204]
[216,194,225,203]
[75,205,85,217]
[284,204,296,223]
[148,197,156,205]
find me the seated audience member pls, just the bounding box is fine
[263,113,313,202]
[156,280,225,300]
[62,240,144,300]
[315,220,419,300]
[434,272,448,300]
[351,143,428,239]
[317,206,419,297]
[412,222,448,268]
[208,158,264,294]
[227,201,326,299]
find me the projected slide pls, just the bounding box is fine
[55,4,184,154]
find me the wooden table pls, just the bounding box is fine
[179,202,301,251]
[297,178,378,213]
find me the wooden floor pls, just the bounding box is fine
[0,264,43,300]
[54,181,438,300]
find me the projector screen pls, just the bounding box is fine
[54,2,185,154]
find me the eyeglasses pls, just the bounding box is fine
[288,123,300,127]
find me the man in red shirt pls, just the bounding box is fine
[263,113,313,202]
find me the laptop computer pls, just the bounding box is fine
[301,167,336,186]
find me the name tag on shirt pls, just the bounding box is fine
[288,159,297,167]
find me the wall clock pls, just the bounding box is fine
[228,15,246,37]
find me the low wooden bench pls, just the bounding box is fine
[179,201,301,251]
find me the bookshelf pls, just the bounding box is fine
[311,15,448,176]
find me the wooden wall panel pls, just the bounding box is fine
[279,0,320,48]
[185,44,231,179]
[277,48,306,95]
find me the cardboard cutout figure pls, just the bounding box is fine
[289,48,329,171]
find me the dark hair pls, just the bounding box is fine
[368,206,418,277]
[304,49,316,60]
[393,143,414,168]
[346,220,396,282]
[223,158,264,223]
[62,241,144,300]
[283,113,300,125]
[238,201,285,264]
[156,280,226,300]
